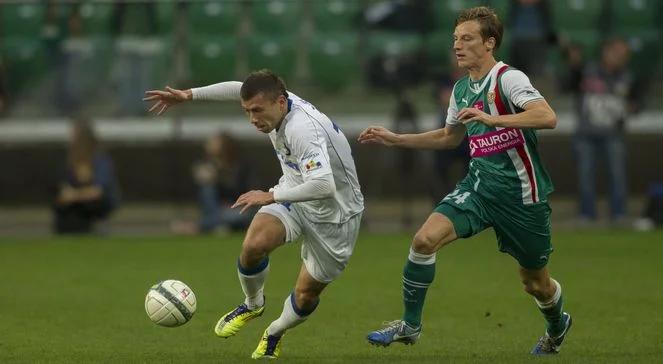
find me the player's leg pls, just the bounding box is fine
[521,266,572,355]
[366,213,457,346]
[368,185,490,346]
[216,204,302,338]
[253,212,361,358]
[491,201,571,354]
[252,264,327,359]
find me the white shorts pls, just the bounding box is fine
[258,203,362,283]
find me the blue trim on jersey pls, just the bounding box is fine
[287,98,292,113]
[285,161,299,171]
[280,202,292,211]
[237,256,269,276]
[331,120,341,133]
[289,292,318,317]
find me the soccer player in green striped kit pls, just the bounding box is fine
[360,6,571,355]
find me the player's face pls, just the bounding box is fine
[241,93,287,133]
[453,20,495,70]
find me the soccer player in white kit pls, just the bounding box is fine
[144,70,364,359]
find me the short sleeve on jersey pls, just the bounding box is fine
[445,92,460,126]
[501,70,544,109]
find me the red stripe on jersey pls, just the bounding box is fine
[493,64,538,203]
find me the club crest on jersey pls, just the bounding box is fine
[487,91,496,104]
[305,160,322,171]
[473,100,484,111]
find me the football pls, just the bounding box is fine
[145,280,197,327]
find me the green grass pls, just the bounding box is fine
[1,230,662,363]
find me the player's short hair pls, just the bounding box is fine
[455,6,503,51]
[240,69,289,102]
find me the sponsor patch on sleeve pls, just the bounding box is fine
[304,159,323,171]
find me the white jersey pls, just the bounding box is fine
[269,93,364,223]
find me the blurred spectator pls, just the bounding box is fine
[172,132,256,235]
[55,4,87,115]
[508,0,555,78]
[53,119,120,234]
[564,38,642,222]
[111,3,162,116]
[392,93,419,227]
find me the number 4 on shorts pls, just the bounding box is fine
[444,189,471,204]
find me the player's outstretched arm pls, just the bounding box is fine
[358,124,466,150]
[143,86,192,116]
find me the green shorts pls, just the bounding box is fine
[434,181,553,270]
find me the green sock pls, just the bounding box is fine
[537,279,565,337]
[402,248,436,328]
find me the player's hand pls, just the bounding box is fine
[457,107,497,127]
[143,86,192,116]
[357,126,401,147]
[232,190,275,214]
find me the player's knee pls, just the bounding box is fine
[294,287,319,310]
[241,234,274,265]
[522,278,546,298]
[412,231,444,255]
[412,233,435,254]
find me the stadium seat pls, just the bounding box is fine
[366,31,424,59]
[610,0,659,30]
[250,0,303,34]
[188,0,241,35]
[1,37,48,93]
[77,2,114,36]
[308,33,359,91]
[488,0,510,23]
[247,35,296,80]
[155,2,176,35]
[1,3,45,37]
[189,36,238,85]
[312,0,360,32]
[551,0,605,30]
[426,31,454,73]
[558,29,602,59]
[617,29,661,78]
[433,0,483,30]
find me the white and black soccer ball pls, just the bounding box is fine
[145,280,197,327]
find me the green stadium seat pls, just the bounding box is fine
[1,3,45,37]
[426,31,454,73]
[189,36,238,85]
[312,0,360,32]
[617,29,661,78]
[155,2,176,35]
[308,33,359,91]
[610,0,659,30]
[250,0,303,34]
[488,0,510,23]
[366,31,424,58]
[551,0,604,30]
[248,35,296,80]
[78,2,114,36]
[433,0,483,30]
[188,1,241,35]
[558,29,602,59]
[1,37,49,93]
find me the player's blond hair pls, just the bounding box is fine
[456,6,503,51]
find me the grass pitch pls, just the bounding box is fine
[1,230,662,363]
